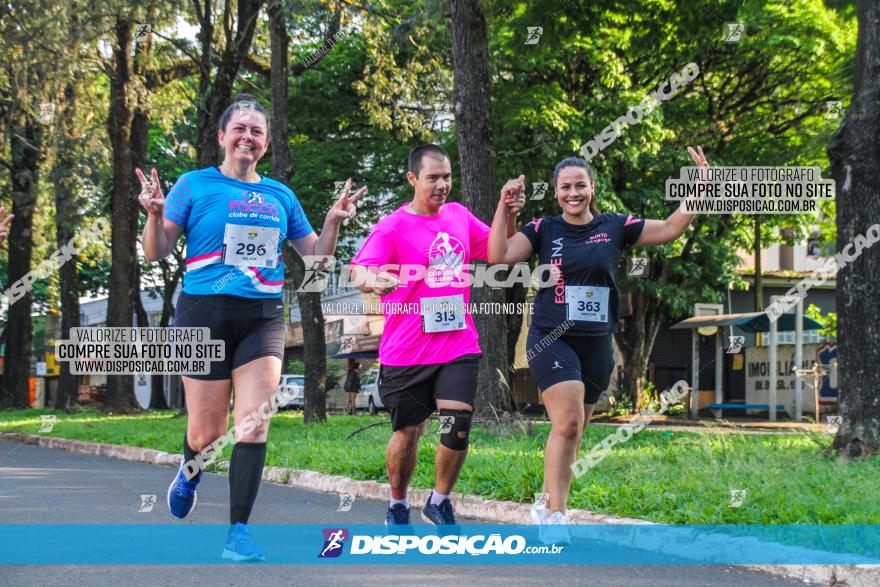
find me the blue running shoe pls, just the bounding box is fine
[166,459,201,519]
[421,492,461,534]
[222,523,266,562]
[385,503,414,534]
[540,511,572,546]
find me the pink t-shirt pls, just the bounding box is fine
[352,202,490,366]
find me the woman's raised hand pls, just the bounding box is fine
[136,167,165,217]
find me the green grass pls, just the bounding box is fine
[2,407,877,525]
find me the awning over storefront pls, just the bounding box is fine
[670,312,822,333]
[671,307,822,422]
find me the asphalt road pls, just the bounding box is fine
[0,439,806,586]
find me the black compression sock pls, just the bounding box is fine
[229,441,267,524]
[182,433,203,481]
[183,433,198,462]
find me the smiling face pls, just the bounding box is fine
[555,165,595,217]
[407,154,452,212]
[218,109,269,167]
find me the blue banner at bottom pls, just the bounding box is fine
[2,524,878,565]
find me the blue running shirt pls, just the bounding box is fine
[164,166,314,298]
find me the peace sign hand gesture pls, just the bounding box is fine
[327,178,367,225]
[687,145,710,182]
[136,167,165,218]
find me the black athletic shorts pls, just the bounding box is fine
[378,354,481,431]
[526,327,614,404]
[174,293,285,381]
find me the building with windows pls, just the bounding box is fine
[645,237,837,419]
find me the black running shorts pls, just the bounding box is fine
[525,327,615,404]
[378,354,481,431]
[174,293,285,381]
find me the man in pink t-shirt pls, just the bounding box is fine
[351,144,520,530]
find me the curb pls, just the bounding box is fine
[2,431,877,585]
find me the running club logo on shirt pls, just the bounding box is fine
[427,231,465,287]
[228,190,279,217]
[586,232,611,245]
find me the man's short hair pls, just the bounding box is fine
[408,144,450,178]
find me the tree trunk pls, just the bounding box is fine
[129,40,154,411]
[448,0,509,417]
[196,0,263,167]
[193,0,214,163]
[149,256,182,410]
[287,248,328,423]
[269,0,291,184]
[615,294,665,411]
[104,18,139,410]
[827,0,880,458]
[132,275,149,328]
[51,82,82,410]
[130,7,183,411]
[505,281,526,370]
[149,373,170,410]
[269,0,327,422]
[1,82,43,409]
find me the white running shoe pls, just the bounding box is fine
[541,511,571,546]
[530,501,549,525]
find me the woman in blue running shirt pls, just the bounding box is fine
[488,146,708,542]
[138,93,365,562]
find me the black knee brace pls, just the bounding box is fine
[438,408,472,451]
